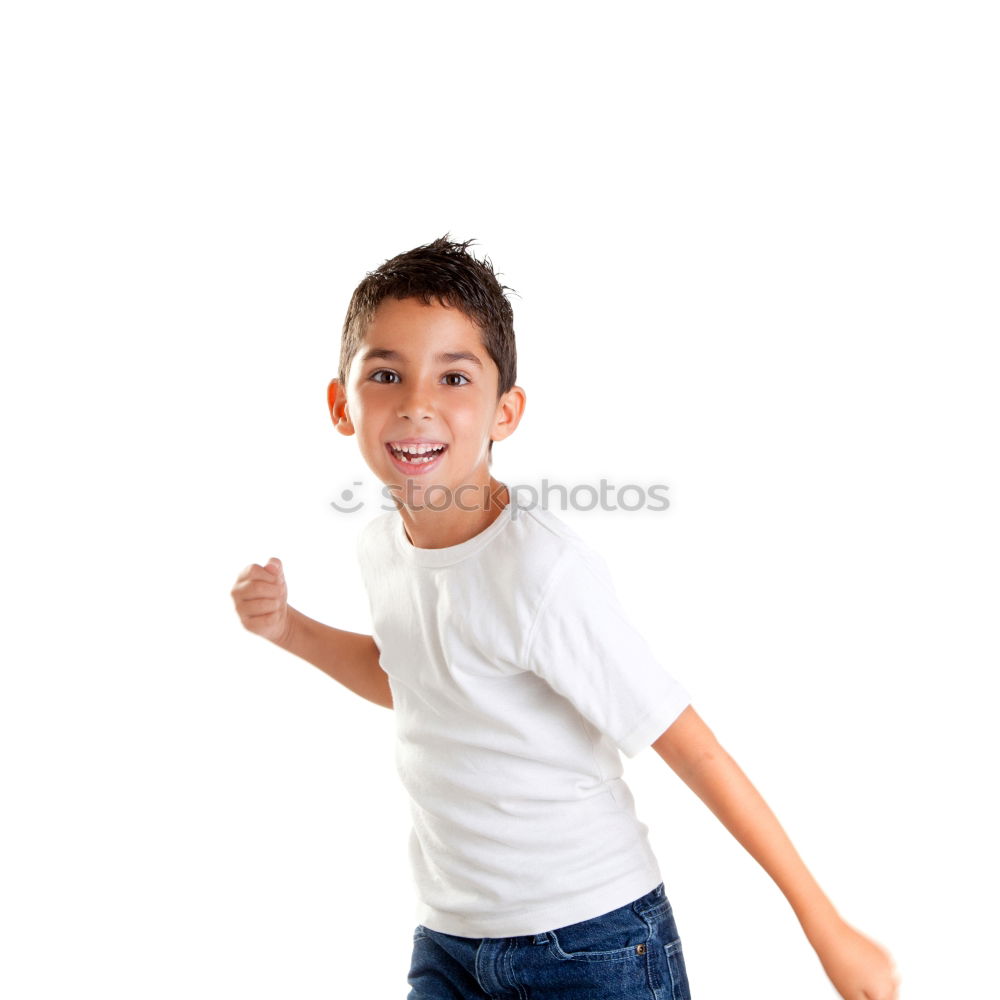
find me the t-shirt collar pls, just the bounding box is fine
[393,486,519,567]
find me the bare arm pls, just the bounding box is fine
[652,706,898,1000]
[276,607,392,710]
[231,557,392,710]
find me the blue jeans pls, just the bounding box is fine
[406,882,691,999]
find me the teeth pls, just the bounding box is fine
[392,443,444,455]
[390,443,445,464]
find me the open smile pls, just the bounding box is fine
[385,441,448,474]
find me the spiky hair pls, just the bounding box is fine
[337,234,518,400]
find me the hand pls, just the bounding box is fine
[813,918,900,1000]
[231,557,291,645]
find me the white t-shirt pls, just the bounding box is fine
[356,492,691,938]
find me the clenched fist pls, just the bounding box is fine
[815,919,900,1000]
[231,557,291,645]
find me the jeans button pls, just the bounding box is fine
[636,943,646,955]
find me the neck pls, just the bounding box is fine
[397,477,509,550]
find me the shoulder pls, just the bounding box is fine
[355,509,397,565]
[504,500,612,591]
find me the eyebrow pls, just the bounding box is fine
[359,347,483,368]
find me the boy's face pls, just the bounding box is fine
[329,296,524,506]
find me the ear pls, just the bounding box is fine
[490,385,526,444]
[327,378,355,436]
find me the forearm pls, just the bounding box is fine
[275,607,393,710]
[653,708,839,944]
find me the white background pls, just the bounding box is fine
[2,2,997,997]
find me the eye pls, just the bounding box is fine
[443,372,470,386]
[369,369,399,384]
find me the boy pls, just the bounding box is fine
[231,236,899,999]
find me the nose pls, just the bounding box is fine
[397,380,434,421]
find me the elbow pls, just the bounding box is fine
[651,706,725,780]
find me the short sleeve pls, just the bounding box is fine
[522,546,691,758]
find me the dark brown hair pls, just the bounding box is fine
[338,234,518,404]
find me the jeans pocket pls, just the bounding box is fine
[547,904,650,962]
[663,938,691,1000]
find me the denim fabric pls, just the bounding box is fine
[406,882,691,999]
